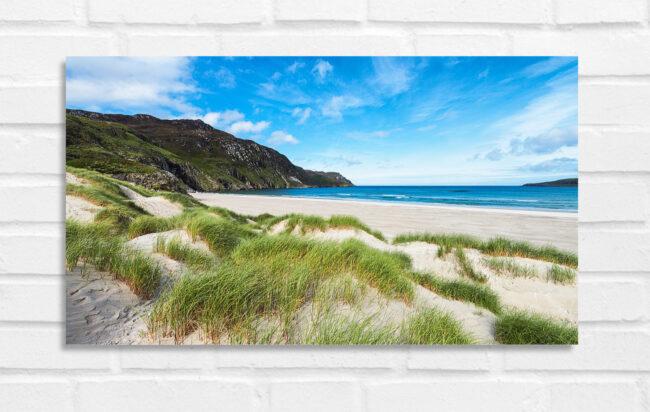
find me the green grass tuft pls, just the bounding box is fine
[399,308,475,345]
[495,310,578,344]
[454,247,488,283]
[128,215,175,239]
[547,264,576,284]
[410,271,501,314]
[483,257,536,278]
[66,220,161,298]
[393,232,577,268]
[154,236,218,271]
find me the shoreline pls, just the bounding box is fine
[192,192,578,252]
[195,192,577,217]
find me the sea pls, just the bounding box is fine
[234,186,578,212]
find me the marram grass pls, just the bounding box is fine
[393,232,578,269]
[495,310,578,345]
[454,247,488,283]
[262,213,387,241]
[410,271,501,314]
[66,220,161,298]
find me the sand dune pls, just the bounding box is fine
[192,193,577,252]
[119,185,183,218]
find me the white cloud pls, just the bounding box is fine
[227,120,270,135]
[521,57,575,78]
[370,57,416,97]
[268,131,299,146]
[519,157,577,172]
[510,126,577,155]
[493,82,577,140]
[287,61,305,73]
[271,71,282,81]
[311,60,333,82]
[201,109,244,128]
[66,57,197,113]
[321,95,364,119]
[215,67,236,88]
[478,68,489,79]
[291,107,312,124]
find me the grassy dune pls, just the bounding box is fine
[393,232,578,268]
[66,167,578,345]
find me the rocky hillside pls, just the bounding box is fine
[66,109,353,192]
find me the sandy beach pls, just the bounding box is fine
[193,193,578,252]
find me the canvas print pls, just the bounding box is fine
[65,56,578,345]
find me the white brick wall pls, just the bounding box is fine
[1,1,648,410]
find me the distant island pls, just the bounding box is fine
[523,178,577,187]
[66,109,353,193]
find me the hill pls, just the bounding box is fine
[66,109,353,193]
[523,178,578,187]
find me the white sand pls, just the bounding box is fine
[302,225,577,323]
[66,195,102,222]
[192,193,577,252]
[66,265,150,344]
[119,185,183,218]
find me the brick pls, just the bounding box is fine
[0,87,63,124]
[579,279,647,321]
[579,231,650,272]
[580,83,650,125]
[579,181,646,222]
[504,330,650,370]
[548,381,643,411]
[369,0,549,23]
[0,281,63,322]
[0,0,76,22]
[0,236,63,275]
[275,0,364,21]
[120,348,215,370]
[88,0,265,24]
[219,34,413,55]
[366,381,546,412]
[0,382,73,412]
[215,347,405,369]
[0,127,64,174]
[580,129,650,171]
[0,186,64,222]
[555,0,645,24]
[0,36,116,82]
[512,31,650,75]
[0,328,111,369]
[76,379,255,412]
[126,35,219,55]
[414,34,508,55]
[407,347,493,370]
[270,381,361,412]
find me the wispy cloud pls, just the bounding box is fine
[510,126,577,155]
[287,61,305,73]
[478,68,489,79]
[370,57,416,97]
[519,157,577,172]
[520,57,575,78]
[215,67,236,88]
[321,95,364,119]
[268,130,299,146]
[291,107,312,124]
[227,120,270,135]
[311,60,333,83]
[66,56,197,114]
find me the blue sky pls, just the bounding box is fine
[66,56,577,185]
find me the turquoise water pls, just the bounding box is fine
[235,186,578,212]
